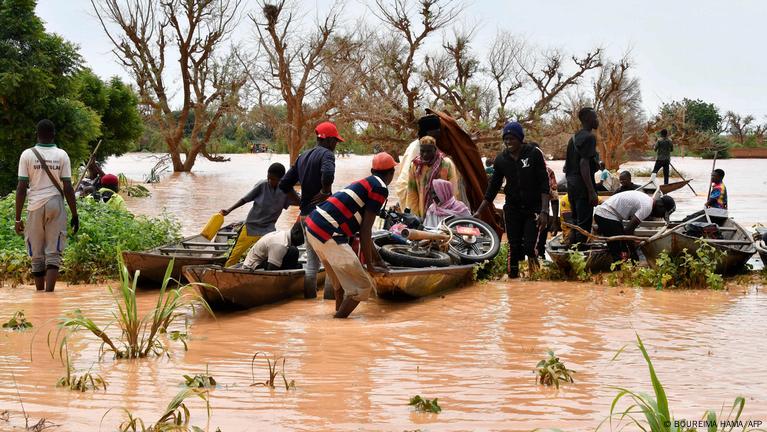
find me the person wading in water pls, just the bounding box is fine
[563,107,600,247]
[474,122,550,277]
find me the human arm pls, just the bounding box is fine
[625,215,642,235]
[221,182,262,215]
[360,208,387,272]
[63,179,79,234]
[533,150,550,231]
[14,180,28,234]
[309,151,335,205]
[706,187,721,208]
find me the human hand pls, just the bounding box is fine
[71,215,79,234]
[309,191,331,206]
[220,209,230,216]
[367,261,389,274]
[537,212,548,231]
[589,191,599,206]
[14,220,24,235]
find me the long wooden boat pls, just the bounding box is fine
[596,180,692,196]
[122,223,240,288]
[374,265,474,300]
[182,265,305,310]
[641,213,755,275]
[545,234,614,274]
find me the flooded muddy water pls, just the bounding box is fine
[1,154,766,430]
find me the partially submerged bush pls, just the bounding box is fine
[409,395,442,413]
[535,350,575,388]
[2,311,33,331]
[0,193,180,284]
[609,240,725,290]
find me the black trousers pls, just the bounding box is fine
[505,206,539,273]
[566,178,594,246]
[594,214,629,262]
[652,159,670,185]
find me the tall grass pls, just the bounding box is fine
[600,334,763,431]
[104,388,211,432]
[52,256,214,359]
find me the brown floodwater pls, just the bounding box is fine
[1,154,766,431]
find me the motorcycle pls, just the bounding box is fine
[374,207,501,267]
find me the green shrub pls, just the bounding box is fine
[473,243,508,281]
[535,350,575,388]
[0,193,180,284]
[409,395,442,413]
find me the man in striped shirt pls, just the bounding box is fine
[305,153,397,318]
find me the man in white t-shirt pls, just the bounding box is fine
[594,191,675,261]
[242,222,304,271]
[14,120,79,292]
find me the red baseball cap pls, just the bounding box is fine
[101,173,119,186]
[371,152,398,170]
[315,121,344,142]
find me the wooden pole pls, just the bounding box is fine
[668,161,697,195]
[74,139,103,193]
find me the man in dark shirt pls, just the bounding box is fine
[614,171,641,194]
[563,107,600,246]
[652,129,673,185]
[279,121,341,298]
[474,122,549,278]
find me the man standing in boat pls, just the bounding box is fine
[651,129,673,185]
[279,121,342,299]
[594,191,676,261]
[563,107,601,247]
[305,153,397,318]
[474,122,550,278]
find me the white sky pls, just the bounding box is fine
[37,0,767,118]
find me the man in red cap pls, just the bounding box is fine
[91,173,128,212]
[305,152,397,318]
[279,121,343,298]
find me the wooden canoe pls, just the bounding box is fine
[374,265,474,300]
[545,234,614,274]
[182,265,305,310]
[122,223,240,288]
[596,180,692,196]
[640,213,755,275]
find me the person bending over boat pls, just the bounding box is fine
[221,163,296,267]
[305,153,397,318]
[614,171,641,194]
[474,122,550,278]
[423,179,471,228]
[279,121,342,299]
[594,191,676,261]
[243,221,304,271]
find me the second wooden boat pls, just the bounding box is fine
[122,223,240,288]
[641,213,755,275]
[545,234,614,274]
[374,265,474,300]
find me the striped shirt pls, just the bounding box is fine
[306,175,388,243]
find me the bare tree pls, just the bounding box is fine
[592,58,644,169]
[92,0,247,172]
[724,110,755,145]
[242,1,359,162]
[486,31,525,128]
[351,0,463,155]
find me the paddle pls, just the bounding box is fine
[74,139,102,193]
[668,161,697,195]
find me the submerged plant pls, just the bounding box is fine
[409,395,442,414]
[535,350,575,388]
[183,366,217,389]
[51,257,214,360]
[2,311,33,330]
[118,173,151,198]
[565,250,590,281]
[109,388,210,432]
[169,331,189,351]
[250,352,295,390]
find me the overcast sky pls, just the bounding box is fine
[37,0,767,118]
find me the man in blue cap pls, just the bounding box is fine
[474,121,550,278]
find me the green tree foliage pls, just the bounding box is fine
[0,0,141,194]
[681,98,722,133]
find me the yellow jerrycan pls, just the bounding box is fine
[201,213,225,240]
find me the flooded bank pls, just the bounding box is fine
[0,154,765,430]
[2,281,766,430]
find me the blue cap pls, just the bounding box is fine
[502,121,524,142]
